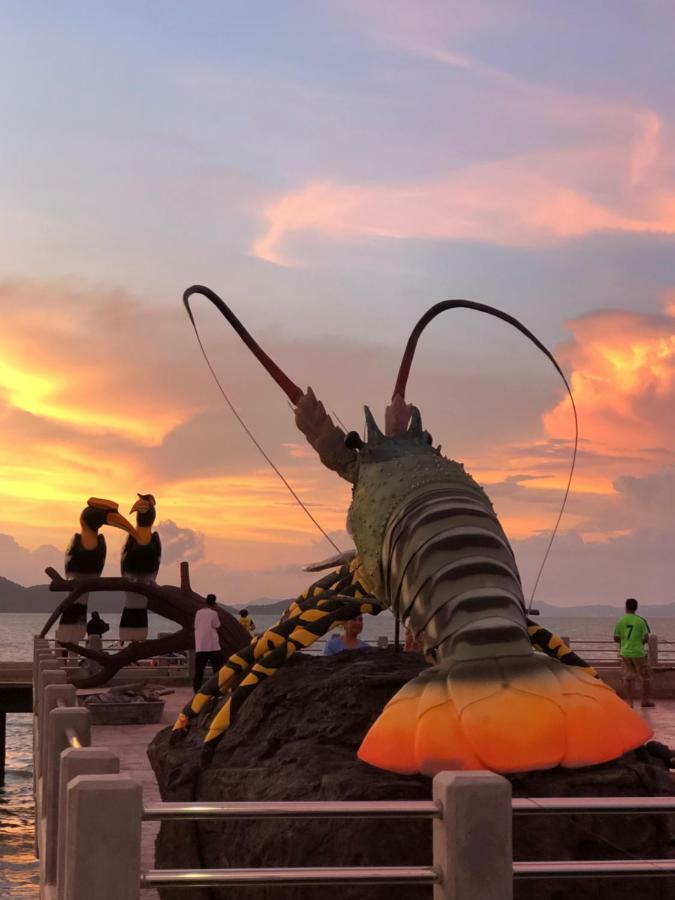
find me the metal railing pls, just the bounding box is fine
[32,634,675,900]
[42,636,190,675]
[561,634,675,665]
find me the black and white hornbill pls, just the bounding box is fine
[119,493,162,641]
[56,498,137,642]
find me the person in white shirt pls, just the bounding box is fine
[193,593,223,692]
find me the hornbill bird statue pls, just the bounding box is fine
[56,498,137,642]
[119,493,162,641]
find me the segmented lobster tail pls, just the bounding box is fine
[358,487,652,775]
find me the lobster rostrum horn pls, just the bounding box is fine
[183,286,358,482]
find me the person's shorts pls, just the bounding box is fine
[621,656,650,680]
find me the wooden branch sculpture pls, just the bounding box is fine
[41,561,250,688]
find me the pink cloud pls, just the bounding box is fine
[252,5,673,266]
[252,153,675,265]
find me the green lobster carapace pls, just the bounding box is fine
[177,286,652,775]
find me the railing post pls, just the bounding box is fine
[433,771,512,900]
[57,749,120,900]
[36,667,67,718]
[62,775,142,900]
[44,707,91,885]
[648,633,658,667]
[39,684,77,784]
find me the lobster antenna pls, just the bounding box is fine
[184,285,304,404]
[393,299,577,612]
[183,285,342,556]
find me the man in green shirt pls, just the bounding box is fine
[613,598,654,708]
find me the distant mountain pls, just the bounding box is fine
[2,576,674,620]
[0,576,126,614]
[531,600,675,619]
[243,598,675,619]
[239,599,291,616]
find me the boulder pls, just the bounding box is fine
[148,648,675,900]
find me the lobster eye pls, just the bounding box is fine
[345,431,364,450]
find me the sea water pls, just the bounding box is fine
[2,610,674,897]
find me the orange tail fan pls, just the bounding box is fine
[358,654,652,776]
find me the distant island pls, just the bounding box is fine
[0,575,673,619]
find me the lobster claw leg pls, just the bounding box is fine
[201,594,383,762]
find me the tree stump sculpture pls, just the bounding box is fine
[40,561,250,688]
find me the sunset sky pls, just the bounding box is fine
[1,1,674,607]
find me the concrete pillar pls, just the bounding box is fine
[36,667,67,718]
[39,684,77,781]
[57,748,120,898]
[648,633,658,667]
[34,652,56,704]
[33,639,50,675]
[432,771,512,900]
[62,775,142,900]
[44,707,91,885]
[0,712,5,787]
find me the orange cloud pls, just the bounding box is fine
[3,276,674,605]
[0,281,197,445]
[544,305,675,452]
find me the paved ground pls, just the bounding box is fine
[638,699,675,747]
[89,686,192,898]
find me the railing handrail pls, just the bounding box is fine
[512,796,675,813]
[143,800,441,821]
[140,866,440,888]
[142,795,675,822]
[514,859,675,877]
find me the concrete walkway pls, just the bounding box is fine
[89,687,192,897]
[640,699,675,747]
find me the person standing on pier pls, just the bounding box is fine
[613,598,655,708]
[193,593,224,693]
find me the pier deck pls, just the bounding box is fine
[89,686,192,897]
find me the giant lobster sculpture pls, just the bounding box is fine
[172,286,651,775]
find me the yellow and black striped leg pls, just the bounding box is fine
[200,594,383,766]
[171,605,319,739]
[172,560,376,739]
[526,618,598,677]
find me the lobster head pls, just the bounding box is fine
[292,388,437,483]
[341,395,437,468]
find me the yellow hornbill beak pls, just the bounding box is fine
[130,493,156,515]
[106,511,138,536]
